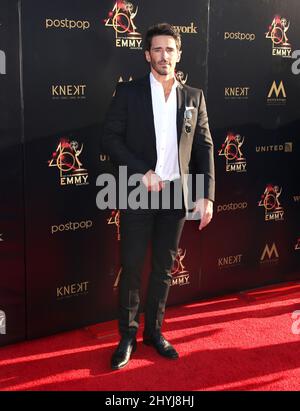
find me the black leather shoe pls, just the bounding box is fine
[111,337,137,370]
[143,333,178,359]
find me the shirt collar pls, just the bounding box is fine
[150,72,178,90]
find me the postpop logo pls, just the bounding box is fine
[224,32,255,41]
[51,220,93,234]
[45,18,90,30]
[217,202,248,213]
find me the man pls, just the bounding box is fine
[101,23,215,370]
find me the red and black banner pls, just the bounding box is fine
[0,0,26,345]
[0,0,299,346]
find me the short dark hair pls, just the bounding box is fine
[144,23,181,51]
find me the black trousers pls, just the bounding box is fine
[119,182,186,338]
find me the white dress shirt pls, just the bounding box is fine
[150,72,180,181]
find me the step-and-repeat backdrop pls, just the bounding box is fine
[0,0,299,346]
[0,0,26,345]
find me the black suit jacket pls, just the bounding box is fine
[101,75,215,209]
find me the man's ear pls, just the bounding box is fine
[176,50,182,63]
[145,50,151,63]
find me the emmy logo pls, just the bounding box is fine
[176,71,188,85]
[258,185,284,221]
[48,139,89,186]
[104,1,142,49]
[218,132,247,173]
[171,248,190,287]
[172,248,188,275]
[266,16,292,58]
[114,248,190,289]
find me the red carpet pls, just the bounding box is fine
[1,281,300,391]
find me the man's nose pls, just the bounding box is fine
[161,50,169,59]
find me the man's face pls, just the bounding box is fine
[145,35,181,77]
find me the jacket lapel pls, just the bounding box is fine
[140,75,156,141]
[176,83,185,143]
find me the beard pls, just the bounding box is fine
[151,60,173,76]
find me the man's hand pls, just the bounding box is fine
[192,198,213,230]
[142,170,165,192]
